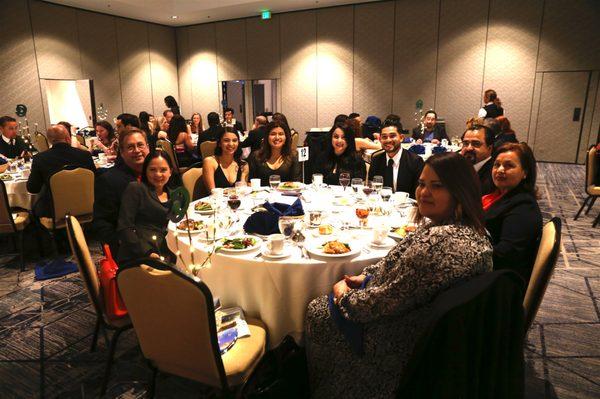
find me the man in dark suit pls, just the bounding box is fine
[241,115,267,153]
[223,107,244,135]
[196,112,225,159]
[0,116,33,159]
[368,120,424,198]
[94,128,149,255]
[27,125,96,218]
[411,110,448,144]
[460,122,495,195]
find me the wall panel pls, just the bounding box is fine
[188,23,220,117]
[483,0,543,139]
[0,0,45,127]
[316,6,354,127]
[435,0,488,135]
[353,1,394,118]
[116,19,153,114]
[149,24,179,116]
[77,10,122,124]
[176,27,193,117]
[280,10,317,135]
[216,20,247,81]
[246,16,281,79]
[393,0,439,128]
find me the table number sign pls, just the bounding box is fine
[298,146,309,162]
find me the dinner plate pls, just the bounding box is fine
[261,246,290,259]
[369,237,397,248]
[193,201,216,215]
[0,174,14,181]
[306,240,362,259]
[216,235,262,254]
[388,230,405,241]
[277,182,304,192]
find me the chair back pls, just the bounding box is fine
[65,214,105,319]
[182,164,203,201]
[523,217,562,331]
[585,145,598,194]
[0,180,17,234]
[291,132,299,150]
[34,133,50,152]
[117,260,228,390]
[200,141,217,159]
[49,167,94,229]
[156,139,179,170]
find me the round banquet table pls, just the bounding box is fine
[166,185,415,346]
[2,162,37,209]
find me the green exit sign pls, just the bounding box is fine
[261,10,271,20]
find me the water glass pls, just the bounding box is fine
[278,216,296,241]
[372,175,384,193]
[312,173,323,187]
[381,187,393,202]
[351,178,363,193]
[269,175,281,190]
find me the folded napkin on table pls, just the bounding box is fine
[243,198,304,236]
[408,144,425,155]
[431,145,447,154]
[402,137,413,144]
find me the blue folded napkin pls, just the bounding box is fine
[34,258,78,280]
[402,137,413,144]
[408,144,425,154]
[327,275,372,356]
[243,199,304,236]
[431,145,447,154]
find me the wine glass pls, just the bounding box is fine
[227,195,241,220]
[235,181,247,196]
[351,178,363,194]
[339,172,351,191]
[362,182,374,197]
[278,216,296,243]
[381,187,393,202]
[269,175,281,191]
[355,202,370,229]
[372,175,384,193]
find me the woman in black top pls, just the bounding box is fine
[248,121,301,186]
[483,142,542,283]
[315,123,366,185]
[202,128,249,191]
[167,115,196,167]
[116,149,177,264]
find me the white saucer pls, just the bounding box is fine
[261,247,289,259]
[369,237,396,248]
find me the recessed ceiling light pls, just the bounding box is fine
[171,15,178,19]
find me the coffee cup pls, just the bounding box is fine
[393,191,409,205]
[251,178,261,190]
[267,234,285,255]
[372,226,388,245]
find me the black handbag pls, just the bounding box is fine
[241,335,310,398]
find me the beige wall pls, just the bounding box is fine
[177,0,600,156]
[0,0,179,128]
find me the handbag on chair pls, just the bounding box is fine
[98,244,128,319]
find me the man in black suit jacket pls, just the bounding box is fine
[368,121,424,198]
[411,110,448,144]
[94,128,149,255]
[242,115,267,153]
[27,125,96,218]
[460,123,495,195]
[196,112,225,160]
[223,107,244,135]
[0,116,33,159]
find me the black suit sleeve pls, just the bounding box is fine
[492,202,541,266]
[117,183,153,258]
[93,174,119,248]
[354,156,367,180]
[408,155,424,198]
[241,130,256,148]
[368,155,379,181]
[26,156,44,194]
[437,126,449,141]
[412,127,422,141]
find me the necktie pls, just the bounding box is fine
[385,158,394,192]
[10,139,15,146]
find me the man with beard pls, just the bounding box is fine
[411,110,448,144]
[460,121,495,195]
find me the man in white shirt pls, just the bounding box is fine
[460,122,495,195]
[0,116,31,158]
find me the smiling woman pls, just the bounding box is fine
[202,127,249,191]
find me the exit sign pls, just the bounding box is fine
[261,10,271,20]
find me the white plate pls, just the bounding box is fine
[216,235,262,254]
[261,246,290,259]
[388,230,405,241]
[369,237,397,248]
[193,201,216,215]
[277,182,304,192]
[306,240,362,259]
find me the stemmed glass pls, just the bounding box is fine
[380,187,393,202]
[351,178,363,194]
[362,182,374,197]
[227,194,241,223]
[339,172,351,191]
[278,216,296,245]
[372,175,384,193]
[269,175,281,191]
[355,201,370,229]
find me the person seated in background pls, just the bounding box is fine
[305,152,492,398]
[89,121,117,155]
[164,95,180,116]
[167,114,196,167]
[368,119,424,196]
[460,119,495,195]
[241,115,268,153]
[197,112,225,158]
[116,149,176,264]
[115,113,141,136]
[362,116,381,141]
[494,116,519,149]
[202,128,249,192]
[222,107,244,135]
[411,110,448,144]
[348,112,362,125]
[94,128,150,255]
[187,112,203,147]
[248,121,301,186]
[163,109,174,124]
[478,89,504,118]
[483,142,542,283]
[27,125,96,218]
[314,123,366,185]
[0,116,32,159]
[138,111,154,140]
[272,112,297,135]
[346,118,381,152]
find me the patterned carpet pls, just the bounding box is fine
[0,162,599,398]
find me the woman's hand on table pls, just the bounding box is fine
[344,274,366,289]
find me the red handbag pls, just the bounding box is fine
[98,244,128,319]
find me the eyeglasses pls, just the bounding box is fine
[125,143,147,152]
[461,140,483,148]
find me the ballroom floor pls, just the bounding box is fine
[0,162,598,398]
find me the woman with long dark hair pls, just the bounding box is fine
[314,123,366,185]
[167,114,196,167]
[90,121,117,155]
[116,149,178,264]
[305,152,492,398]
[248,121,301,186]
[202,128,248,191]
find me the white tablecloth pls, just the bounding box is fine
[4,176,37,210]
[166,187,414,346]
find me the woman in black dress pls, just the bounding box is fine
[116,149,177,264]
[167,115,196,167]
[248,121,301,186]
[315,123,367,185]
[202,128,249,191]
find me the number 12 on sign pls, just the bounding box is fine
[298,146,309,162]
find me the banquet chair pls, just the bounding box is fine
[0,180,30,271]
[156,139,180,171]
[117,259,267,397]
[75,134,87,148]
[574,145,600,227]
[523,217,562,331]
[65,214,132,396]
[291,131,299,150]
[366,149,385,184]
[181,163,203,201]
[200,140,217,160]
[34,132,49,152]
[39,167,94,254]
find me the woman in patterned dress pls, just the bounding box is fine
[305,152,493,398]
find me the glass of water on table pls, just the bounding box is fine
[372,175,384,193]
[269,175,281,191]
